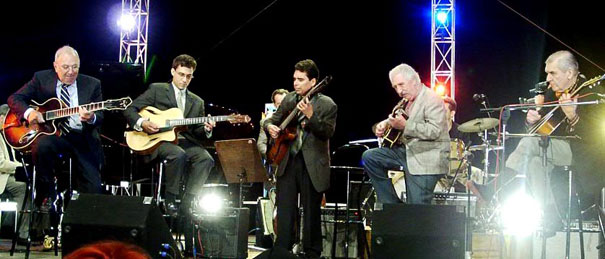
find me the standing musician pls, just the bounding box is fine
[264,59,337,258]
[8,46,104,206]
[123,54,215,256]
[362,63,449,205]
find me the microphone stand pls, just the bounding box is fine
[481,100,602,259]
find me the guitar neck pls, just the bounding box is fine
[45,102,106,120]
[168,115,232,127]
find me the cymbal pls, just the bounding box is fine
[457,118,499,133]
[468,144,503,152]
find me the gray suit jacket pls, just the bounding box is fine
[123,82,209,146]
[402,86,450,175]
[264,92,337,192]
[0,134,21,193]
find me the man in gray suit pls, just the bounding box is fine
[265,59,337,258]
[363,63,449,204]
[0,104,29,241]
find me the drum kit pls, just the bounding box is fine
[434,117,501,194]
[389,116,504,216]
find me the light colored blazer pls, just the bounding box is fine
[403,86,450,175]
[0,134,21,193]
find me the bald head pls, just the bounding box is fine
[53,46,80,85]
[55,46,79,62]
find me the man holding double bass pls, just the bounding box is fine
[264,59,337,258]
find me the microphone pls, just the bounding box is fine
[529,81,548,94]
[472,94,486,102]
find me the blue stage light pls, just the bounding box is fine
[436,11,448,24]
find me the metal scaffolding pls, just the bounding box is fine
[119,0,150,74]
[430,0,455,99]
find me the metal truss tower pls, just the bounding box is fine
[430,0,455,99]
[119,0,150,74]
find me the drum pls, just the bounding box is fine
[449,138,465,171]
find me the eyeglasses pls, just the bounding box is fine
[60,64,80,71]
[177,72,194,80]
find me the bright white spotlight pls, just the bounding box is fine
[199,193,223,213]
[117,14,136,32]
[500,190,542,236]
[436,11,448,24]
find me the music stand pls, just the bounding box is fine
[215,138,268,208]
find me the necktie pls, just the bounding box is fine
[58,84,71,135]
[177,90,185,112]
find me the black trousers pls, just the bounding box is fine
[275,152,322,257]
[147,138,214,196]
[31,132,102,198]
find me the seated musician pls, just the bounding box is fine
[8,46,104,207]
[362,63,449,205]
[469,50,605,231]
[0,104,30,241]
[123,54,215,256]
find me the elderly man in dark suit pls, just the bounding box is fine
[265,59,337,258]
[363,63,449,205]
[8,45,104,205]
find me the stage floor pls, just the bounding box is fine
[0,235,264,259]
[0,231,599,258]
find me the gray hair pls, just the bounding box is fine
[389,63,421,86]
[55,45,79,61]
[0,104,9,116]
[546,50,578,73]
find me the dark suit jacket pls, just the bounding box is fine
[123,82,208,146]
[7,69,104,161]
[264,92,337,193]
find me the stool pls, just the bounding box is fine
[10,155,72,257]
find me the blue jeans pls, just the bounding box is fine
[362,146,442,204]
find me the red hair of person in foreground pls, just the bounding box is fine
[63,240,151,259]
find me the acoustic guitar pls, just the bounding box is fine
[380,98,408,148]
[125,106,250,153]
[2,97,132,150]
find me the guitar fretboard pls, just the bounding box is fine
[46,102,105,120]
[168,116,232,127]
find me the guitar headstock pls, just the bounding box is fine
[307,75,332,98]
[227,114,251,124]
[581,73,605,88]
[105,97,133,110]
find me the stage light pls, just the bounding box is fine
[117,14,136,32]
[435,84,447,96]
[198,193,224,214]
[436,11,448,24]
[500,190,542,236]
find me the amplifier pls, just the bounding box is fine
[433,192,477,218]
